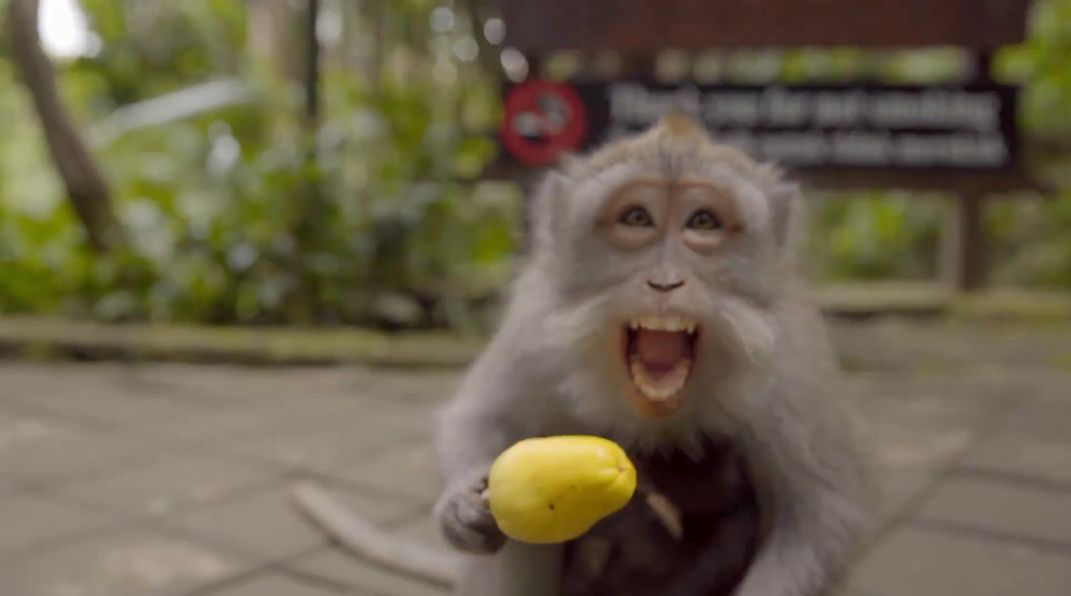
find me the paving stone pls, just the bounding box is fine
[864,414,975,526]
[390,509,446,550]
[54,450,283,517]
[0,330,1067,596]
[861,387,1004,469]
[0,402,19,420]
[846,526,1071,596]
[855,371,1021,523]
[339,440,441,505]
[95,369,386,447]
[201,571,342,596]
[1,370,214,429]
[248,392,437,438]
[998,391,1071,444]
[859,375,1017,451]
[0,410,158,488]
[913,476,1071,547]
[873,465,936,526]
[223,415,426,475]
[163,481,419,561]
[149,406,326,445]
[346,370,460,406]
[145,391,374,444]
[958,387,1071,488]
[0,525,252,596]
[0,493,118,560]
[287,548,450,596]
[129,364,374,405]
[829,583,885,596]
[0,363,123,399]
[961,432,1071,487]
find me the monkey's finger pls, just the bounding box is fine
[441,493,506,554]
[442,517,506,554]
[645,491,684,540]
[458,494,502,533]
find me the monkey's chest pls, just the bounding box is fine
[560,440,760,596]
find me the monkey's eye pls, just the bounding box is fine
[686,209,722,231]
[619,206,655,228]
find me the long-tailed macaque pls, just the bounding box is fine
[434,114,874,596]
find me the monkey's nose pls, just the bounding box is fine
[647,279,685,292]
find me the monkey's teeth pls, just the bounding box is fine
[630,316,698,333]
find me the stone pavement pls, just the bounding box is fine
[0,319,1069,596]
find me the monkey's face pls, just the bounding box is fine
[533,116,796,433]
[594,178,743,418]
[548,164,788,429]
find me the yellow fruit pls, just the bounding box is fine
[486,435,637,544]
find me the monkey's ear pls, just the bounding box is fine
[766,172,804,249]
[526,170,569,252]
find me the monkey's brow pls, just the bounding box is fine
[652,138,692,179]
[655,139,672,174]
[588,167,619,190]
[570,161,617,190]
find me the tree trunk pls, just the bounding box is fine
[247,0,305,83]
[7,0,123,252]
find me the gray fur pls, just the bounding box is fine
[434,119,875,596]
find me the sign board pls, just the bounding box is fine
[500,0,1031,51]
[500,80,588,166]
[500,80,1018,171]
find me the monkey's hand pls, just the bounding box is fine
[435,469,507,555]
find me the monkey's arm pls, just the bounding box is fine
[434,310,564,555]
[437,378,518,485]
[436,267,576,479]
[436,338,531,485]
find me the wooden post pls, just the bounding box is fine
[305,0,321,129]
[526,54,544,80]
[943,50,994,292]
[514,53,543,250]
[622,54,657,79]
[940,192,987,292]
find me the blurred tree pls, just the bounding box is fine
[2,0,1069,329]
[247,0,304,84]
[6,0,122,251]
[1,0,511,328]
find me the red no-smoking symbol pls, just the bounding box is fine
[501,80,588,166]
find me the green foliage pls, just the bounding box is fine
[0,0,516,330]
[804,194,942,281]
[78,0,247,104]
[3,0,1071,333]
[987,191,1071,288]
[795,0,1071,286]
[998,0,1071,139]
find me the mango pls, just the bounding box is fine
[486,435,637,544]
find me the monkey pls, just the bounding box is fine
[288,112,874,595]
[432,113,875,596]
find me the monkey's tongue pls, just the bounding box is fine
[629,330,694,403]
[633,330,691,372]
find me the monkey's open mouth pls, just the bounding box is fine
[625,316,698,408]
